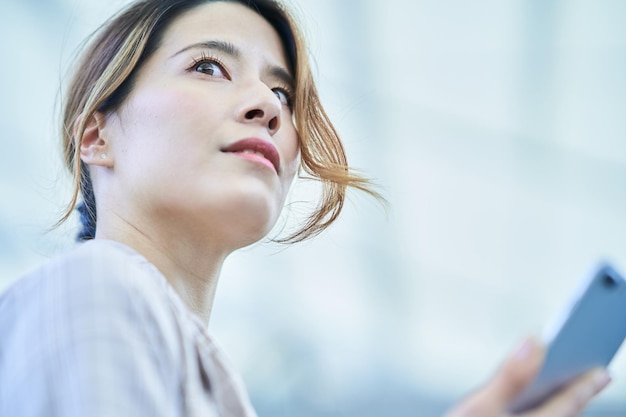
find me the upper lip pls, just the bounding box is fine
[221,138,281,174]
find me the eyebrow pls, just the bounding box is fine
[172,40,240,59]
[267,65,295,92]
[172,40,295,90]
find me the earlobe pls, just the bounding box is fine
[78,111,113,167]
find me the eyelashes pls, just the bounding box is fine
[272,85,294,109]
[189,53,229,79]
[187,53,295,110]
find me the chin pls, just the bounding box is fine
[234,209,278,245]
[209,194,282,248]
[162,180,285,248]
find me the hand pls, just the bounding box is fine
[444,337,612,417]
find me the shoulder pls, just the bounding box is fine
[1,239,166,312]
[0,239,181,361]
[0,240,185,415]
[6,239,155,289]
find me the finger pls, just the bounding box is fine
[526,368,611,417]
[445,337,545,417]
[483,337,545,409]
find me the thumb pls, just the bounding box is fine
[487,337,546,408]
[447,337,545,417]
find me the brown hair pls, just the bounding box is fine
[59,0,381,243]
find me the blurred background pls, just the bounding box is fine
[1,0,625,415]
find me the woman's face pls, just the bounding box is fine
[99,1,300,247]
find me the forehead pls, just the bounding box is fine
[158,1,289,70]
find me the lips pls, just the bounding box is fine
[221,138,281,174]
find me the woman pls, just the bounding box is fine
[0,0,611,416]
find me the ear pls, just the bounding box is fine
[78,112,113,167]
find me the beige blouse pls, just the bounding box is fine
[0,239,257,417]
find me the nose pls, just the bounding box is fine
[236,83,282,136]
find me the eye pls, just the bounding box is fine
[195,60,226,77]
[272,88,293,109]
[190,55,229,79]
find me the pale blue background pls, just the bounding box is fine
[1,0,625,415]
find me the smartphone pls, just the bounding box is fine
[508,263,626,413]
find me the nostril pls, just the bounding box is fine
[245,109,264,120]
[268,117,279,131]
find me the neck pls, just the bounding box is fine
[96,215,229,325]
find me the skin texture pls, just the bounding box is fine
[79,2,300,323]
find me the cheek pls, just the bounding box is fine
[124,88,200,137]
[283,147,300,183]
[278,127,301,199]
[115,87,218,165]
[281,124,300,171]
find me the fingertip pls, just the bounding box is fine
[590,368,612,392]
[494,337,545,398]
[512,336,542,362]
[454,337,546,414]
